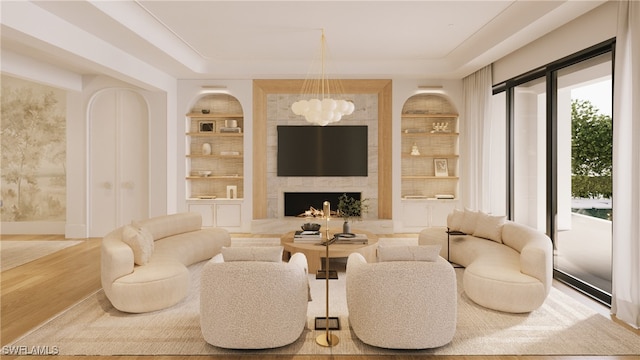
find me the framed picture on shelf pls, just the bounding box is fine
[199,121,215,133]
[434,158,448,177]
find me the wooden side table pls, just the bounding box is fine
[280,229,379,274]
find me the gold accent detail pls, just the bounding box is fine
[316,333,340,347]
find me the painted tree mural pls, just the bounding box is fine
[1,76,66,221]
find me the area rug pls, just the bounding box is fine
[1,240,83,271]
[10,261,639,356]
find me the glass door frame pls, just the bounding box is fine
[493,38,615,306]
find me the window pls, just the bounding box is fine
[493,39,614,305]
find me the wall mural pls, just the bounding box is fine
[1,75,66,222]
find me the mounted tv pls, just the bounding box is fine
[277,125,368,177]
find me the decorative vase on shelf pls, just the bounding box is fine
[202,143,212,155]
[342,221,351,234]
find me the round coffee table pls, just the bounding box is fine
[281,228,378,274]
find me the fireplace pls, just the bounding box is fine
[284,192,361,217]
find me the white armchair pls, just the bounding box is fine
[200,249,309,349]
[346,251,457,349]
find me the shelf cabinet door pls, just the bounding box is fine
[189,204,215,227]
[215,203,242,227]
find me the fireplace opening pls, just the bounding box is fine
[284,192,361,217]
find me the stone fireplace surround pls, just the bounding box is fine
[266,92,379,219]
[251,80,393,234]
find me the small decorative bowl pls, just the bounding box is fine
[301,223,321,231]
[201,109,210,114]
[198,170,212,177]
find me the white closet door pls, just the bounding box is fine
[89,89,148,237]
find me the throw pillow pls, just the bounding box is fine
[447,209,465,232]
[121,224,154,265]
[473,212,506,243]
[378,245,441,262]
[460,208,479,234]
[221,246,283,262]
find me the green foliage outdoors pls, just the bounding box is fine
[571,99,612,199]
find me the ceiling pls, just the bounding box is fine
[3,1,607,80]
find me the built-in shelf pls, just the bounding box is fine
[402,176,459,180]
[401,132,459,136]
[187,154,243,159]
[401,94,459,200]
[402,154,459,158]
[186,94,244,200]
[186,176,243,180]
[186,113,243,118]
[186,132,243,137]
[401,113,458,118]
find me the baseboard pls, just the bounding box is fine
[1,221,65,235]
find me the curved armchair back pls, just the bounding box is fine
[346,252,457,349]
[200,252,309,349]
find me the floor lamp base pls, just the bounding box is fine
[316,333,339,347]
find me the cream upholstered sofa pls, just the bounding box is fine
[101,212,230,313]
[419,209,552,313]
[346,248,457,349]
[200,246,309,349]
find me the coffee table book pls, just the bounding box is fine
[293,230,322,243]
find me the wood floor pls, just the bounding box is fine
[1,234,637,360]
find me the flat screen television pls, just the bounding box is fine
[277,125,368,177]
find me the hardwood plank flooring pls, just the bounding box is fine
[1,234,637,360]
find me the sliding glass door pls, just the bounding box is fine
[512,77,546,231]
[555,52,613,298]
[493,40,614,305]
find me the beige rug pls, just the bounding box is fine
[10,261,639,356]
[1,240,83,271]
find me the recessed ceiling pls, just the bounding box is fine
[3,1,606,80]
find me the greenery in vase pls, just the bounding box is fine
[337,193,369,222]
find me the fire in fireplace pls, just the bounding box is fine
[284,192,361,217]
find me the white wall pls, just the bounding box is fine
[493,1,617,85]
[1,1,178,237]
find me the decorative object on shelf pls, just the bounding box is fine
[337,193,369,235]
[411,143,420,156]
[291,29,354,126]
[434,158,449,177]
[201,109,210,114]
[220,127,241,133]
[404,128,425,133]
[403,195,429,199]
[436,194,455,199]
[315,201,339,347]
[226,185,237,199]
[301,222,321,231]
[199,121,214,132]
[430,122,450,133]
[197,170,211,177]
[197,195,216,199]
[220,119,241,133]
[202,143,212,155]
[220,151,240,156]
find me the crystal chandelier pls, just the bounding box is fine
[291,29,355,126]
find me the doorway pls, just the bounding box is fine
[88,89,149,237]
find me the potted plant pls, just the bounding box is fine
[336,193,369,234]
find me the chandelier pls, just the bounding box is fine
[291,29,355,126]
